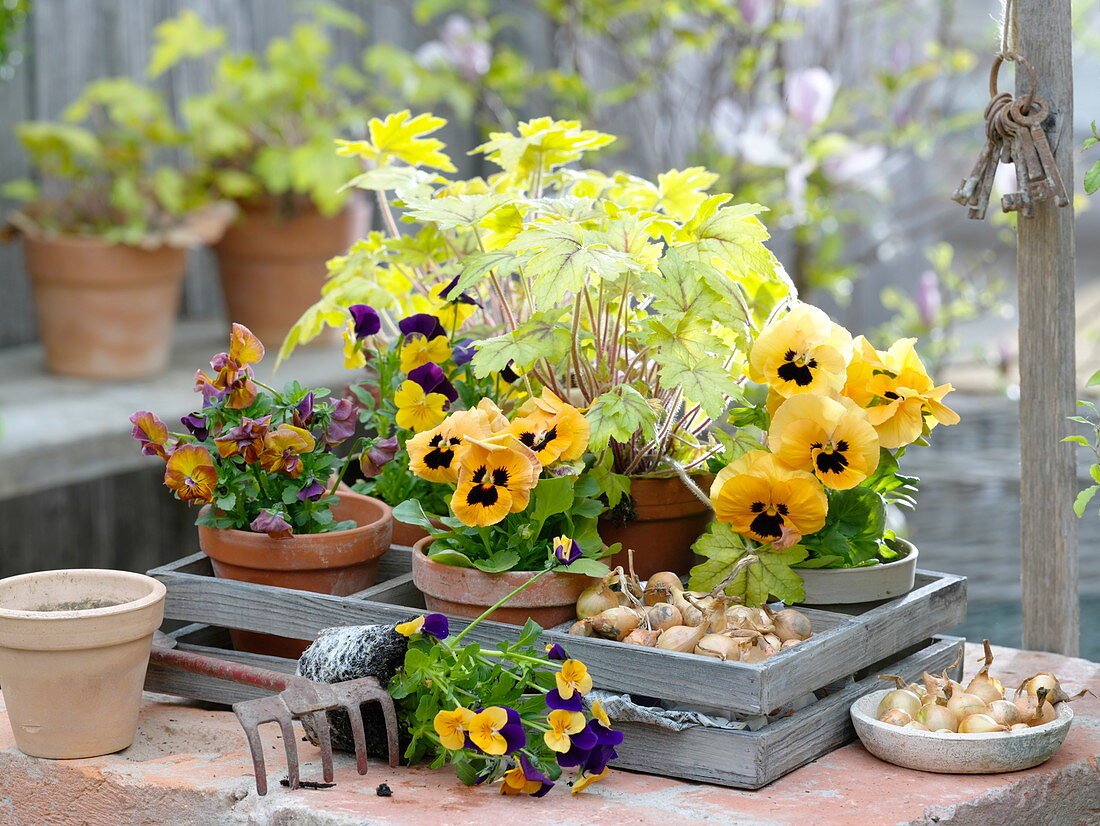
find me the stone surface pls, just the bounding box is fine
[0,644,1096,825]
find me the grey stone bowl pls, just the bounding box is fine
[851,688,1073,773]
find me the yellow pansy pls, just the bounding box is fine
[342,325,366,370]
[749,303,853,397]
[406,409,493,484]
[571,766,610,794]
[544,710,587,753]
[400,333,451,373]
[433,707,476,751]
[451,434,541,526]
[711,450,828,546]
[394,380,448,432]
[768,395,880,490]
[554,659,593,700]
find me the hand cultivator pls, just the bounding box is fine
[150,632,399,795]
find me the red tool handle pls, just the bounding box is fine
[150,645,291,693]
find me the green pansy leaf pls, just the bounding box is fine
[530,476,576,523]
[392,499,448,534]
[427,549,476,568]
[562,558,612,578]
[471,551,521,573]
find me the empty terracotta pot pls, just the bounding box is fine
[198,491,393,659]
[599,474,714,579]
[0,569,166,759]
[213,196,370,345]
[23,234,187,379]
[411,538,594,628]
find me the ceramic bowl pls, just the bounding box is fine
[851,688,1073,773]
[796,541,918,605]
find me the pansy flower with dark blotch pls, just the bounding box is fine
[407,409,492,484]
[768,394,880,490]
[163,444,218,504]
[451,434,541,526]
[214,415,271,463]
[748,303,852,399]
[499,360,521,384]
[511,389,590,464]
[710,450,826,547]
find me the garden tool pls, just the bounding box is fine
[149,631,399,796]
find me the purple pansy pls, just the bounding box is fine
[545,643,568,661]
[496,706,527,754]
[553,536,583,565]
[250,509,292,539]
[296,479,326,502]
[293,392,315,428]
[407,363,458,404]
[517,754,554,798]
[591,719,624,747]
[349,304,382,339]
[422,613,450,639]
[180,412,209,441]
[322,398,356,446]
[438,275,480,306]
[360,436,399,477]
[452,338,476,366]
[545,688,583,713]
[399,313,445,340]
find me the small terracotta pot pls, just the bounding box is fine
[198,491,393,658]
[392,519,431,548]
[795,541,919,605]
[598,474,714,579]
[213,196,370,345]
[0,569,165,759]
[23,234,187,379]
[411,537,594,628]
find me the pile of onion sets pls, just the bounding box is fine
[875,640,1086,734]
[570,566,813,661]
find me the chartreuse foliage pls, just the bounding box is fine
[146,4,372,214]
[286,112,794,488]
[3,77,229,244]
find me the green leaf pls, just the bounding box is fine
[469,310,571,378]
[1074,485,1099,518]
[516,618,543,647]
[215,493,237,511]
[1085,159,1100,196]
[1087,370,1100,388]
[562,558,611,578]
[585,386,662,452]
[471,550,521,573]
[529,476,576,523]
[1061,435,1090,446]
[402,193,509,229]
[674,197,774,276]
[1091,465,1100,485]
[651,347,740,419]
[147,10,226,78]
[392,499,447,532]
[589,464,632,508]
[427,549,476,568]
[688,522,807,607]
[511,223,633,306]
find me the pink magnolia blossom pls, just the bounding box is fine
[785,67,836,131]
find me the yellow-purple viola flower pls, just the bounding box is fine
[554,660,593,700]
[180,412,209,441]
[400,333,451,373]
[500,755,554,797]
[394,613,450,639]
[196,323,267,410]
[130,411,170,459]
[552,536,583,565]
[163,444,218,504]
[394,380,449,433]
[214,415,271,463]
[467,706,526,756]
[544,709,594,754]
[433,706,476,751]
[571,765,610,795]
[258,425,315,478]
[545,643,568,661]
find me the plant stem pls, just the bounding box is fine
[450,567,553,646]
[328,438,365,497]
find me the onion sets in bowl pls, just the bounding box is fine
[874,640,1088,734]
[569,563,813,661]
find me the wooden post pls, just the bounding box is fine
[1015,0,1079,655]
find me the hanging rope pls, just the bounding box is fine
[998,0,1020,61]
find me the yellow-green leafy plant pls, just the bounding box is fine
[146,5,372,215]
[3,77,231,245]
[286,112,793,508]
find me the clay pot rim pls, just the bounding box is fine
[0,569,166,621]
[199,490,392,543]
[22,230,178,251]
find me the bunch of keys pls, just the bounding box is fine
[952,56,1069,220]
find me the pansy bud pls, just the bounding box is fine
[180,412,209,441]
[453,338,476,366]
[323,398,357,447]
[552,535,583,565]
[250,509,292,539]
[296,479,326,502]
[349,304,381,339]
[360,436,399,478]
[294,392,316,428]
[499,360,520,384]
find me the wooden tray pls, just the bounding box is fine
[144,622,963,790]
[148,550,966,716]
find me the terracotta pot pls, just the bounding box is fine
[23,234,187,379]
[411,537,594,628]
[0,569,165,759]
[598,474,714,579]
[392,519,431,548]
[213,196,370,345]
[198,491,393,658]
[795,541,919,605]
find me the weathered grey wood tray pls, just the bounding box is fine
[144,622,962,790]
[148,550,966,716]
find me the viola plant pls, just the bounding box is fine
[340,302,515,518]
[690,303,960,606]
[393,388,612,575]
[389,598,622,795]
[131,324,361,537]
